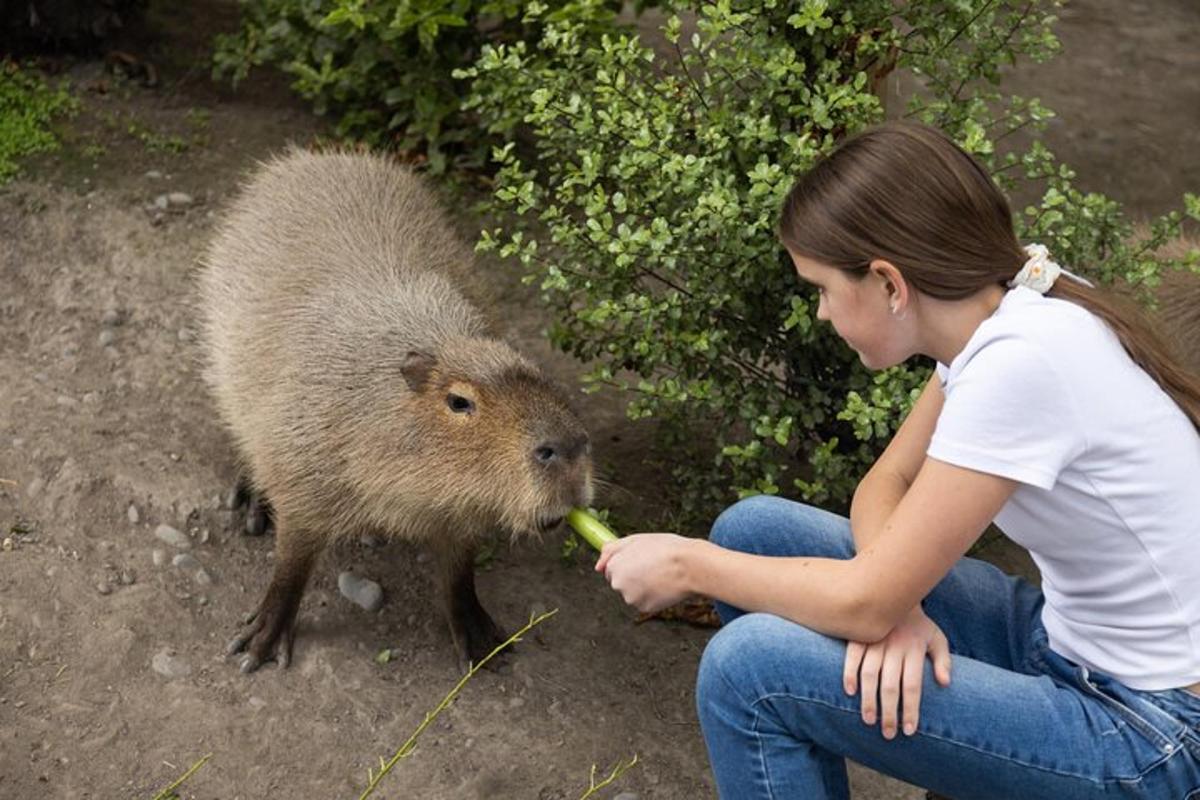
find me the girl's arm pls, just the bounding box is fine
[849,374,944,553]
[598,456,1016,643]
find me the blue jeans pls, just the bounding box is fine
[696,496,1200,799]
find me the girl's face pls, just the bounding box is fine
[788,250,909,370]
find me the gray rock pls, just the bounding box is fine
[151,649,191,679]
[193,567,213,586]
[151,549,166,567]
[101,308,123,327]
[145,170,163,180]
[154,524,190,549]
[96,582,112,596]
[153,194,169,210]
[98,329,116,347]
[338,571,383,612]
[171,552,199,570]
[167,192,193,207]
[127,504,140,525]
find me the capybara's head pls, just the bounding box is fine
[385,336,593,536]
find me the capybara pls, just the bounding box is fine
[197,148,593,672]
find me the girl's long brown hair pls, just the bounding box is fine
[778,121,1200,431]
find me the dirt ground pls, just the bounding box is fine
[1,1,1197,798]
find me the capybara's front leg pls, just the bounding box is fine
[439,543,507,670]
[228,524,321,673]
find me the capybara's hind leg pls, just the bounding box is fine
[230,475,274,536]
[228,525,321,673]
[439,543,507,669]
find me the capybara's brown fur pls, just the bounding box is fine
[198,148,593,671]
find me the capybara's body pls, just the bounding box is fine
[198,148,592,671]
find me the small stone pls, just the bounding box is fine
[98,329,116,346]
[82,392,100,405]
[154,194,169,210]
[338,571,383,612]
[145,170,163,179]
[2,537,14,551]
[27,477,45,498]
[56,395,78,407]
[118,570,136,586]
[127,504,140,525]
[172,552,199,570]
[248,696,267,711]
[167,192,193,207]
[193,568,213,586]
[151,649,191,679]
[154,524,190,549]
[101,308,123,327]
[151,549,167,567]
[196,595,208,606]
[96,582,112,596]
[197,528,210,545]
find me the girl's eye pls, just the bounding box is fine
[446,394,475,414]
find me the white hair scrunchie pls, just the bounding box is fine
[1009,243,1094,293]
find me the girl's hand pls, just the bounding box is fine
[844,606,951,739]
[595,533,695,614]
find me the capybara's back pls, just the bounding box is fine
[198,149,592,672]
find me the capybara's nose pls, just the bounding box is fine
[534,433,589,467]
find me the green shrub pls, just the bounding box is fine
[0,61,78,184]
[212,0,639,172]
[460,0,1200,527]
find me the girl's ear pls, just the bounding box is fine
[869,259,909,314]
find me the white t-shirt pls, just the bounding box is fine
[929,285,1200,690]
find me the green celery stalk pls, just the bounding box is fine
[566,508,618,551]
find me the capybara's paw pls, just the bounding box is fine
[229,478,274,536]
[456,609,511,671]
[226,605,296,673]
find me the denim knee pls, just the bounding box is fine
[709,494,793,552]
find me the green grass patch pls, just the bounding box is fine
[0,60,79,184]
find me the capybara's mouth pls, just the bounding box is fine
[536,515,565,534]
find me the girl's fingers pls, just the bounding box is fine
[931,629,953,686]
[879,646,905,739]
[900,648,925,736]
[858,644,884,727]
[843,641,866,696]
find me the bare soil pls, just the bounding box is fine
[1,1,1197,798]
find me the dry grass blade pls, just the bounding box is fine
[149,753,212,800]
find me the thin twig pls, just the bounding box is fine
[356,609,558,800]
[577,754,640,799]
[149,753,211,800]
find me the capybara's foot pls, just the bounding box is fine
[231,477,274,536]
[454,604,510,671]
[226,599,299,673]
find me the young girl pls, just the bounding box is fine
[595,122,1200,799]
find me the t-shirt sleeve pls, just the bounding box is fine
[928,334,1085,489]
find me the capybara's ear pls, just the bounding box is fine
[400,350,437,392]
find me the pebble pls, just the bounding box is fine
[2,537,13,551]
[96,582,111,596]
[151,649,191,680]
[193,568,213,586]
[101,309,123,327]
[145,170,163,179]
[118,570,136,586]
[153,194,169,211]
[248,696,267,711]
[151,549,166,567]
[82,392,99,406]
[98,329,116,346]
[338,571,383,612]
[26,477,45,498]
[171,552,199,570]
[167,192,193,207]
[154,524,190,549]
[127,504,140,525]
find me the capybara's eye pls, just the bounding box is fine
[446,393,475,414]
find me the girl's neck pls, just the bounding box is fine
[916,284,1008,366]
